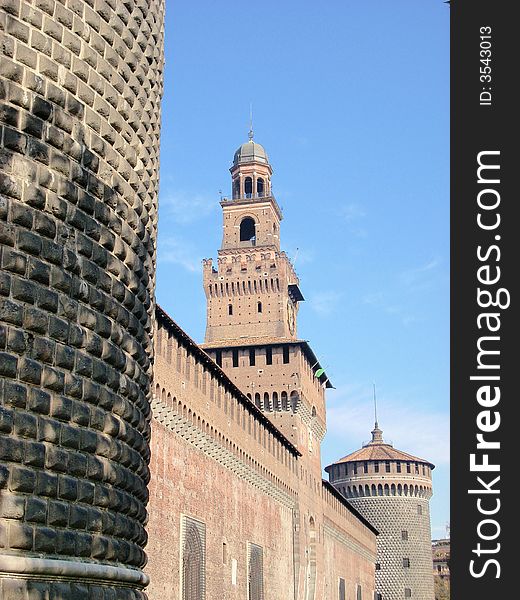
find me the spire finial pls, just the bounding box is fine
[370,383,384,444]
[248,103,254,141]
[373,382,378,428]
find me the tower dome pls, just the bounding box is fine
[233,139,269,165]
[326,423,435,600]
[229,130,273,200]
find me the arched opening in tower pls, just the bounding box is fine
[240,217,256,244]
[257,177,264,196]
[244,177,253,197]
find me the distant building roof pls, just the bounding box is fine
[326,424,435,470]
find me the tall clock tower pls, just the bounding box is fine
[202,132,331,462]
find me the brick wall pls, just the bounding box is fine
[146,311,377,600]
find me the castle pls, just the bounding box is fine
[0,2,435,598]
[145,134,378,599]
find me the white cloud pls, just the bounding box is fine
[325,385,449,466]
[308,290,343,316]
[159,190,218,224]
[158,237,202,273]
[339,202,366,223]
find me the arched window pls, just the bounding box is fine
[257,177,264,196]
[181,517,206,600]
[263,392,270,411]
[281,391,288,411]
[290,390,299,412]
[240,217,256,243]
[233,179,240,199]
[257,301,262,313]
[248,543,264,600]
[244,177,253,197]
[254,393,261,409]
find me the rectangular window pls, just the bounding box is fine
[282,345,290,364]
[247,543,264,600]
[339,578,346,600]
[228,304,233,315]
[353,463,358,475]
[402,530,408,541]
[232,349,239,367]
[374,463,379,473]
[364,461,369,473]
[396,462,402,473]
[415,464,419,474]
[417,505,423,515]
[266,347,272,365]
[403,558,410,568]
[375,563,381,571]
[215,350,222,367]
[405,588,412,598]
[385,461,391,473]
[249,348,256,366]
[406,462,411,473]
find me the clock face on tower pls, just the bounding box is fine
[287,300,295,335]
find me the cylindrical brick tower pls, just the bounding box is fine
[1,0,164,597]
[326,423,435,600]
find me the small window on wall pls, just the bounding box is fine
[397,462,402,473]
[375,594,383,600]
[215,350,222,367]
[357,584,363,600]
[402,530,409,541]
[353,463,358,475]
[228,304,233,315]
[406,462,411,473]
[265,347,273,365]
[364,461,369,473]
[385,461,391,473]
[403,558,410,568]
[405,588,412,598]
[258,301,262,313]
[249,348,256,366]
[282,345,290,364]
[232,349,239,367]
[339,578,346,600]
[417,505,423,515]
[375,563,381,571]
[374,463,379,473]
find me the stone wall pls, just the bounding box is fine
[348,496,435,600]
[0,0,164,597]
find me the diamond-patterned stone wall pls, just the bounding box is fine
[347,496,435,600]
[0,0,164,597]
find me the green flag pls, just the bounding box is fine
[315,368,325,378]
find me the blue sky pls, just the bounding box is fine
[156,1,450,539]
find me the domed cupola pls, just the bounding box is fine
[233,135,269,166]
[230,128,273,199]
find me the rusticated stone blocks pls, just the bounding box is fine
[0,0,164,597]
